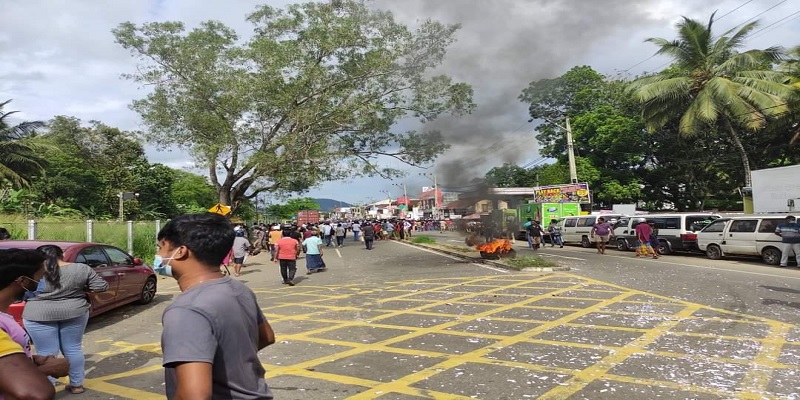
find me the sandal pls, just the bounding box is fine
[66,385,86,394]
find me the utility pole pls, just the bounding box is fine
[433,174,440,220]
[566,117,578,184]
[118,191,124,222]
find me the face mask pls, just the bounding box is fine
[16,276,40,301]
[153,249,180,277]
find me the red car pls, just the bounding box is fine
[3,241,157,326]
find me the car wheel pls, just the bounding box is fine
[762,247,781,265]
[616,238,629,251]
[137,277,157,305]
[706,244,722,260]
[657,240,671,255]
[581,236,591,248]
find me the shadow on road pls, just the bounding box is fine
[762,298,800,310]
[86,293,174,333]
[760,285,800,295]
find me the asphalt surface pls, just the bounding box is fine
[53,232,800,399]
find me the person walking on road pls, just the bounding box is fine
[231,230,251,277]
[154,213,276,399]
[23,244,109,394]
[321,222,333,247]
[303,231,327,274]
[352,222,361,242]
[526,220,544,251]
[590,217,613,255]
[775,215,800,267]
[274,230,301,286]
[634,220,658,259]
[648,220,661,256]
[548,219,564,248]
[362,223,376,250]
[334,223,346,247]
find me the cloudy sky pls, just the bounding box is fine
[1,0,798,205]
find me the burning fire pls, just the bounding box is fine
[476,239,512,254]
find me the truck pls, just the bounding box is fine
[296,210,321,225]
[751,165,800,213]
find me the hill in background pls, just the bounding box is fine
[314,198,353,211]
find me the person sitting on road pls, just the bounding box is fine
[155,213,276,399]
[0,330,60,400]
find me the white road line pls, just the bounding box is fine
[538,253,587,261]
[335,248,342,258]
[392,241,509,274]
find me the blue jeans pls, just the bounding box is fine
[353,231,360,241]
[24,312,90,386]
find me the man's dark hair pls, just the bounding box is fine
[282,230,292,237]
[0,248,46,289]
[0,227,10,240]
[157,213,235,268]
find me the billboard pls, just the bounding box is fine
[533,183,591,204]
[541,203,581,221]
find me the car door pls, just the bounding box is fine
[103,245,142,302]
[74,246,120,314]
[723,219,759,255]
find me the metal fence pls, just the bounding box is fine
[0,220,162,261]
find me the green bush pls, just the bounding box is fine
[411,235,436,244]
[506,256,561,270]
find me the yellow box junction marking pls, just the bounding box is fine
[80,273,798,399]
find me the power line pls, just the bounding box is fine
[716,0,755,21]
[748,9,800,40]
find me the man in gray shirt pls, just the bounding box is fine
[154,213,276,399]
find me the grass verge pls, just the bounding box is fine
[505,256,562,270]
[411,235,436,244]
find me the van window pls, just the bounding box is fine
[663,217,680,229]
[758,218,784,233]
[686,215,717,231]
[577,217,596,227]
[631,217,647,228]
[729,220,757,233]
[702,219,727,233]
[614,218,630,229]
[564,218,577,228]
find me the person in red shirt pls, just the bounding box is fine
[634,220,658,259]
[273,230,301,286]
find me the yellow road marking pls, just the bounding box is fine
[82,273,799,399]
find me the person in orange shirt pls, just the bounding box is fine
[273,230,301,286]
[268,227,282,262]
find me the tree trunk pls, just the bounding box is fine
[724,119,752,188]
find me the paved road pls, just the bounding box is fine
[56,234,799,399]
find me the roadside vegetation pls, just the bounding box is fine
[506,256,562,270]
[411,236,436,244]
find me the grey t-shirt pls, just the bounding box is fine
[23,263,109,322]
[161,277,272,399]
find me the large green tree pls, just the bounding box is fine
[113,0,474,212]
[0,100,47,187]
[629,13,796,187]
[264,197,320,220]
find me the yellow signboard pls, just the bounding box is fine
[208,203,231,216]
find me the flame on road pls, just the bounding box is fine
[476,239,512,254]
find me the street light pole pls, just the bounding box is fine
[565,117,578,184]
[118,191,124,222]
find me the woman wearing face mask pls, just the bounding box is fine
[22,245,109,394]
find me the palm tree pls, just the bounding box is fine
[776,46,800,144]
[629,13,796,187]
[0,99,47,186]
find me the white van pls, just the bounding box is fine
[696,215,800,265]
[612,213,720,254]
[560,214,625,247]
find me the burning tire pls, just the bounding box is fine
[480,248,517,260]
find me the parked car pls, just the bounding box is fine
[2,241,157,326]
[560,214,625,248]
[696,215,800,265]
[612,213,720,254]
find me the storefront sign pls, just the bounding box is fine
[533,183,591,203]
